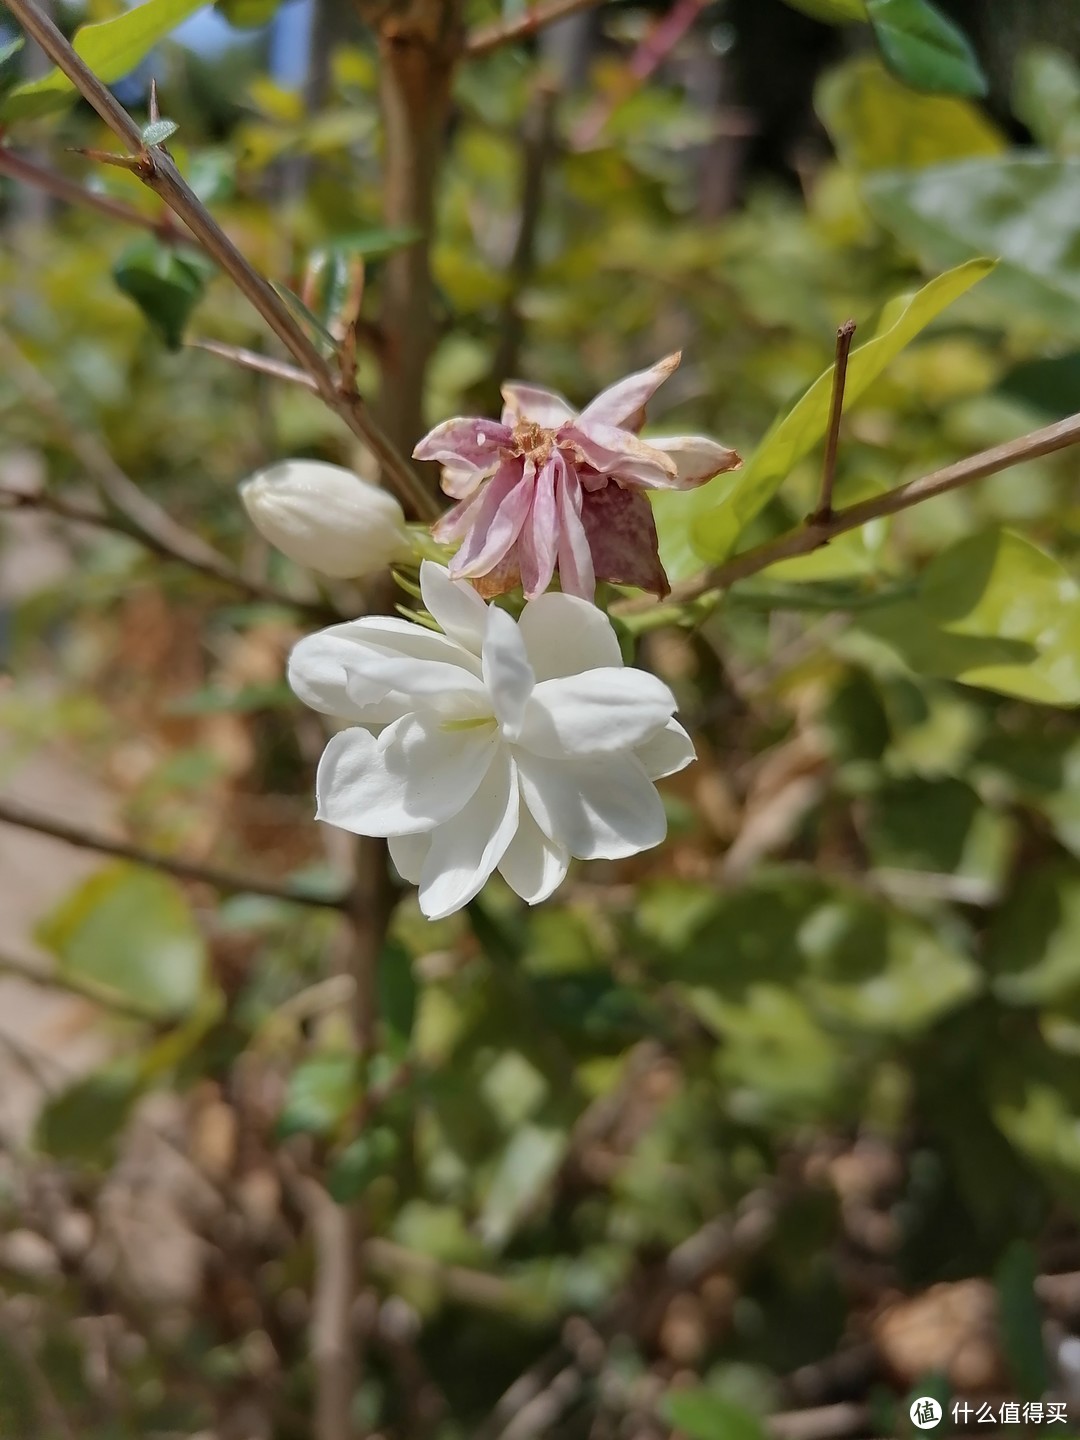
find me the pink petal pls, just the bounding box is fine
[413,417,512,469]
[442,465,489,501]
[567,419,678,489]
[644,434,742,489]
[518,456,559,600]
[577,352,681,429]
[451,458,534,579]
[432,487,486,544]
[580,483,669,596]
[553,455,595,601]
[500,382,576,429]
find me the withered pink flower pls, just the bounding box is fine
[413,353,740,601]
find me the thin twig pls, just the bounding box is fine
[466,0,606,57]
[302,1182,358,1440]
[0,146,177,238]
[810,319,856,524]
[0,797,349,910]
[0,329,268,588]
[190,338,319,391]
[0,950,161,1021]
[0,486,336,619]
[615,408,1080,616]
[2,0,438,523]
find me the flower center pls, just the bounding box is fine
[509,420,554,466]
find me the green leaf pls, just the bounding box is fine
[35,1064,141,1165]
[985,865,1080,1007]
[996,1242,1051,1398]
[687,258,994,563]
[1013,46,1080,157]
[817,56,1004,172]
[378,940,417,1055]
[2,0,207,122]
[37,863,207,1020]
[215,0,285,25]
[854,528,1080,704]
[478,1124,567,1250]
[0,35,24,69]
[781,0,866,21]
[659,1388,769,1440]
[142,118,179,148]
[278,1054,359,1139]
[865,157,1080,335]
[866,0,987,97]
[324,227,422,261]
[998,351,1080,421]
[113,238,211,351]
[328,1129,400,1203]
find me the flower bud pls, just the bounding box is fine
[239,460,412,579]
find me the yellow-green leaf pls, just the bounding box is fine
[689,257,995,564]
[2,0,206,122]
[854,528,1080,705]
[817,56,1005,173]
[36,863,207,1019]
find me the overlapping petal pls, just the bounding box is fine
[520,669,675,758]
[413,417,511,471]
[482,606,535,739]
[501,382,575,428]
[451,459,533,578]
[497,802,569,904]
[568,420,678,489]
[576,352,680,429]
[516,750,667,860]
[417,752,518,919]
[516,592,623,680]
[420,560,488,655]
[635,718,696,779]
[316,713,499,836]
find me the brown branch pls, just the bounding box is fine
[0,329,272,590]
[466,0,606,58]
[0,797,349,910]
[0,486,336,619]
[2,0,439,523]
[0,146,177,238]
[189,339,319,391]
[302,1182,358,1440]
[809,318,856,524]
[0,950,162,1021]
[616,408,1080,616]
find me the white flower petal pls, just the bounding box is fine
[577,353,680,429]
[388,830,430,884]
[482,606,535,739]
[316,714,499,836]
[640,434,741,489]
[635,718,696,779]
[519,668,676,758]
[418,752,519,919]
[497,802,569,904]
[517,751,666,860]
[501,381,575,428]
[517,592,623,680]
[419,560,488,655]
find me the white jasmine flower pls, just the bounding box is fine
[288,562,695,919]
[239,459,412,579]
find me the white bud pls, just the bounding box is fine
[239,460,412,579]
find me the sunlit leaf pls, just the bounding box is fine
[687,258,994,563]
[866,0,987,97]
[985,865,1080,1007]
[37,863,206,1020]
[478,1124,566,1249]
[854,529,1080,704]
[817,56,1004,172]
[328,1128,400,1203]
[278,1054,359,1139]
[865,157,1080,335]
[2,0,207,122]
[1012,46,1080,157]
